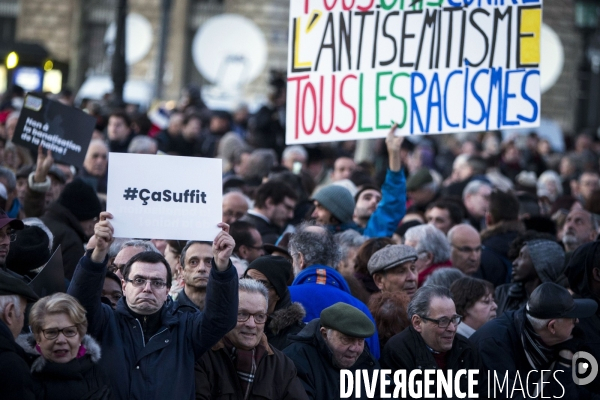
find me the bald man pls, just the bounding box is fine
[448,224,482,275]
[222,192,249,224]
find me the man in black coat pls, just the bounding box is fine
[283,302,380,400]
[380,285,485,399]
[471,283,598,399]
[0,269,39,400]
[565,241,600,394]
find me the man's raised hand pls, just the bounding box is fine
[91,211,114,263]
[213,222,235,271]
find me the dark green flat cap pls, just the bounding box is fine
[320,302,375,338]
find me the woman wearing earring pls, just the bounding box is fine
[18,293,111,400]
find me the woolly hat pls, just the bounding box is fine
[245,255,291,300]
[312,185,355,224]
[5,225,51,275]
[58,178,102,221]
[406,168,433,192]
[526,239,566,283]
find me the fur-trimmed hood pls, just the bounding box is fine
[268,302,305,334]
[480,220,524,242]
[16,333,102,373]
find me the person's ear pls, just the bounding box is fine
[593,267,600,283]
[547,319,557,334]
[412,315,423,332]
[238,245,249,258]
[121,279,127,292]
[373,272,385,291]
[2,302,15,325]
[320,327,328,340]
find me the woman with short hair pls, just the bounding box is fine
[450,277,497,338]
[18,293,111,399]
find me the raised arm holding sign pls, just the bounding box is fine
[68,211,239,400]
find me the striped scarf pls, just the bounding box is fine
[223,337,266,400]
[521,316,555,370]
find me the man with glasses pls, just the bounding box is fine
[381,285,484,396]
[284,302,379,399]
[0,208,24,267]
[195,278,307,399]
[448,224,482,275]
[68,212,239,400]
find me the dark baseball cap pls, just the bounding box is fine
[0,208,24,231]
[0,269,39,303]
[526,282,598,319]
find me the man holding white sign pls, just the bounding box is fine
[67,212,239,400]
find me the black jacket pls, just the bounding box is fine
[0,320,37,400]
[240,213,282,245]
[18,334,111,400]
[266,301,305,350]
[470,308,595,399]
[476,220,523,287]
[41,202,87,280]
[380,326,486,399]
[283,319,380,400]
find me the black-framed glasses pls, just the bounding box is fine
[246,244,264,251]
[420,315,462,329]
[125,277,167,289]
[108,263,126,274]
[237,311,267,324]
[452,245,482,254]
[42,325,78,340]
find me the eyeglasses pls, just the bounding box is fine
[246,244,264,251]
[420,315,462,329]
[41,325,78,340]
[0,229,17,242]
[108,263,126,273]
[237,311,267,324]
[452,245,482,254]
[125,277,167,289]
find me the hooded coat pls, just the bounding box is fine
[289,265,380,359]
[17,333,111,400]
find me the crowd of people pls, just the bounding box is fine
[0,83,600,399]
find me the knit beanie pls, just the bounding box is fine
[58,178,102,221]
[312,185,355,224]
[5,225,51,274]
[245,255,291,300]
[526,239,566,283]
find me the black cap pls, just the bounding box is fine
[526,282,598,319]
[0,269,39,302]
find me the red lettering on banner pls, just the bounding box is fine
[319,76,336,134]
[302,82,317,135]
[337,74,357,133]
[288,75,310,139]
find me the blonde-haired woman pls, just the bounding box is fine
[18,293,111,400]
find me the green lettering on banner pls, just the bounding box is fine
[391,72,410,128]
[376,71,393,130]
[358,73,373,132]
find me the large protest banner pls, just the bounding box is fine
[13,94,95,167]
[106,153,223,241]
[286,0,542,144]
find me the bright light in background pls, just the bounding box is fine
[6,52,18,69]
[43,60,53,71]
[43,69,62,94]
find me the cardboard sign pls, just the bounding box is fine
[286,0,542,144]
[106,153,223,241]
[13,94,95,167]
[29,246,65,297]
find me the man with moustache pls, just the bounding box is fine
[561,209,597,253]
[195,279,308,399]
